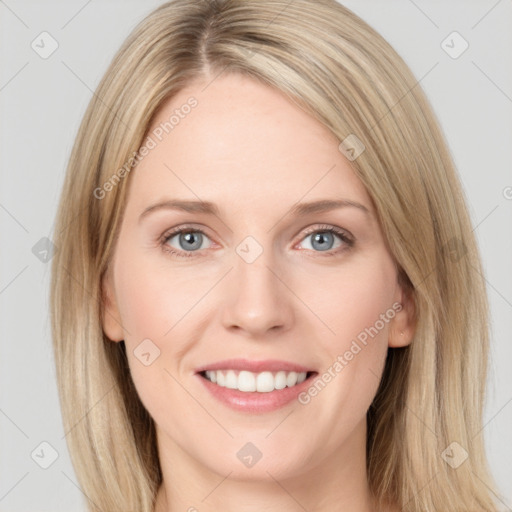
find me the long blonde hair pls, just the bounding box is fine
[50,1,499,510]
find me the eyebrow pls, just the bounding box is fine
[138,198,370,223]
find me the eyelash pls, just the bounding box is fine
[159,224,354,259]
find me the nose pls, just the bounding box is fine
[220,247,295,338]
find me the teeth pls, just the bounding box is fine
[204,369,308,392]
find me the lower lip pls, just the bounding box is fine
[196,372,317,413]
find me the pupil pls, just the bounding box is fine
[181,232,201,250]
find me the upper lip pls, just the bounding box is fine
[195,358,315,374]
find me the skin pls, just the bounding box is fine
[102,72,414,512]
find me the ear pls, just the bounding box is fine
[388,281,416,348]
[101,267,124,342]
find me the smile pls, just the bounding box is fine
[195,359,318,413]
[200,369,313,393]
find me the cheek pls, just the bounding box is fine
[313,252,397,352]
[114,248,204,341]
[112,249,213,417]
[305,253,396,414]
[113,264,185,428]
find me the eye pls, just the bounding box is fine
[160,224,354,259]
[297,225,354,256]
[161,226,213,258]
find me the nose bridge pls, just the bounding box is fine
[220,233,293,335]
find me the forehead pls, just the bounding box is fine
[128,73,372,215]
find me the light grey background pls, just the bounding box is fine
[1,1,511,510]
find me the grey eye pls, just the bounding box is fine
[301,231,343,252]
[167,231,209,252]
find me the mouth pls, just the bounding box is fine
[194,358,318,413]
[198,369,318,393]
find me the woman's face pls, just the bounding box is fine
[102,72,413,483]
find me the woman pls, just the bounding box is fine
[50,1,500,510]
